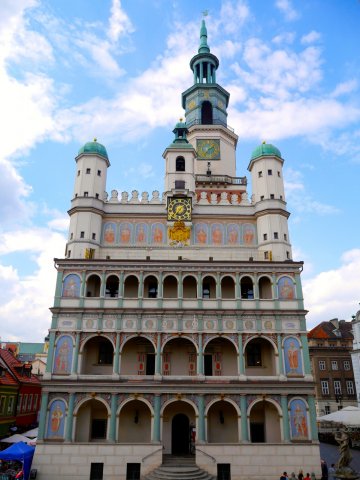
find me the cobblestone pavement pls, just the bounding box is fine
[319,442,360,473]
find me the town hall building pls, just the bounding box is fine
[33,20,321,480]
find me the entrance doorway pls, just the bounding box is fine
[172,413,189,454]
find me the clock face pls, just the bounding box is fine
[167,197,192,221]
[197,139,220,160]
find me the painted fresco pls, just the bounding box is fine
[103,222,117,244]
[62,274,81,297]
[242,223,256,245]
[226,224,240,245]
[135,223,148,244]
[53,335,73,374]
[194,223,208,245]
[289,398,309,440]
[151,223,165,244]
[46,399,66,439]
[119,223,133,244]
[211,224,224,245]
[278,276,295,299]
[284,337,303,376]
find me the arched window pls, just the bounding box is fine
[201,101,213,125]
[105,275,119,298]
[176,157,185,172]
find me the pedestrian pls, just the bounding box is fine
[280,472,289,480]
[298,469,304,480]
[321,459,328,480]
[328,463,336,480]
[304,473,311,480]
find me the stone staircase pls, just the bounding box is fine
[143,455,216,480]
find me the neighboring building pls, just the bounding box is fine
[1,339,49,377]
[34,21,320,480]
[351,309,360,407]
[308,319,357,416]
[0,355,19,437]
[0,349,41,432]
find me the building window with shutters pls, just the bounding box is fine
[331,360,338,370]
[319,360,326,370]
[346,381,354,395]
[334,380,342,395]
[343,360,351,370]
[321,380,329,395]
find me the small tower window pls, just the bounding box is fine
[176,157,185,172]
[264,251,269,260]
[263,234,267,241]
[77,170,80,176]
[97,170,101,176]
[258,171,263,178]
[270,194,275,199]
[201,101,213,124]
[274,232,278,239]
[260,195,264,201]
[286,251,290,259]
[95,193,99,199]
[175,180,185,189]
[84,191,88,197]
[284,234,287,241]
[80,231,85,238]
[268,169,272,175]
[280,195,283,200]
[92,233,96,240]
[70,233,73,240]
[278,171,281,177]
[86,168,91,174]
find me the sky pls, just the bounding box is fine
[0,0,359,342]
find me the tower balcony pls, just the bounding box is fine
[195,174,247,186]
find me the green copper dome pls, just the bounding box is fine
[251,142,281,160]
[78,139,108,160]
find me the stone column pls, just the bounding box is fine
[240,395,248,442]
[301,333,312,375]
[79,271,86,307]
[109,394,118,442]
[197,334,203,375]
[281,395,290,441]
[238,334,245,376]
[65,393,75,441]
[155,333,162,376]
[308,396,318,441]
[45,331,56,373]
[72,332,80,374]
[197,395,205,442]
[37,392,49,440]
[277,333,284,376]
[53,270,64,307]
[199,62,203,83]
[153,395,161,442]
[118,271,124,307]
[114,332,120,374]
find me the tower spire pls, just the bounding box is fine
[198,19,210,54]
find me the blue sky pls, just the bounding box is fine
[1,0,359,342]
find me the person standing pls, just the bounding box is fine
[328,463,336,480]
[321,459,328,480]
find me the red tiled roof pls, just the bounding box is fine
[308,320,353,340]
[0,349,40,385]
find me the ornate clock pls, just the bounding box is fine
[197,139,220,160]
[167,197,192,221]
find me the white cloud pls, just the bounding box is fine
[301,31,321,45]
[275,0,299,21]
[330,80,358,98]
[108,0,134,42]
[0,227,66,341]
[219,1,250,35]
[272,32,296,45]
[303,249,360,329]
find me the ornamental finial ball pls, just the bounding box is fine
[94,137,97,142]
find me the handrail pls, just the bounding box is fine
[196,447,216,463]
[187,118,235,132]
[195,174,247,185]
[142,446,163,463]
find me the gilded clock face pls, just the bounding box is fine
[197,139,220,160]
[167,197,192,221]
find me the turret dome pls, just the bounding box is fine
[251,142,281,160]
[78,139,108,160]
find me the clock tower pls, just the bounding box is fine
[181,20,238,181]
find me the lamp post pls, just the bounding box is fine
[335,393,343,410]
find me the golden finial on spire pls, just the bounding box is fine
[94,137,97,142]
[262,140,266,144]
[202,10,208,17]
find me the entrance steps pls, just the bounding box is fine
[143,455,216,480]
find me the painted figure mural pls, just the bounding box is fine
[103,222,116,244]
[120,223,132,244]
[211,224,223,245]
[53,335,73,374]
[151,223,165,244]
[135,223,148,244]
[289,399,309,440]
[284,337,303,376]
[194,223,208,244]
[242,224,256,245]
[227,224,240,245]
[46,399,66,439]
[62,274,80,298]
[278,276,295,299]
